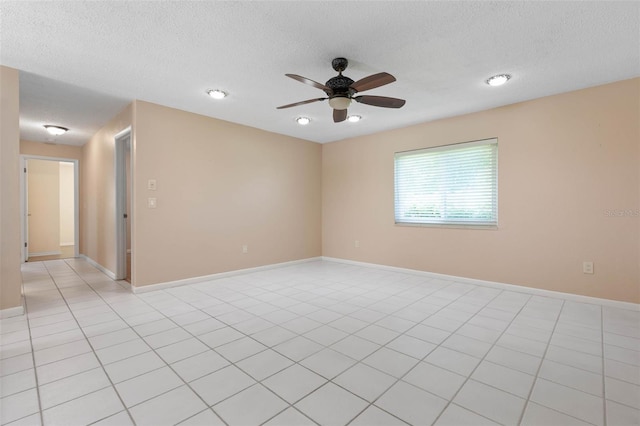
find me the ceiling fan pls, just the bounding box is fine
[277,58,406,123]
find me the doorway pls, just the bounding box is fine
[20,156,79,262]
[115,129,132,282]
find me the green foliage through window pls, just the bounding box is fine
[394,139,498,226]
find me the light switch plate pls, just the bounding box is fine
[148,197,157,209]
[148,179,157,190]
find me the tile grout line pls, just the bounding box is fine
[401,288,528,426]
[122,269,564,425]
[4,288,534,378]
[513,302,610,426]
[126,268,374,425]
[508,333,633,380]
[143,266,409,424]
[61,260,232,426]
[120,267,452,424]
[162,276,390,423]
[252,273,461,425]
[10,262,580,424]
[255,281,464,425]
[78,267,301,422]
[19,266,45,426]
[272,284,472,424]
[15,259,638,426]
[66,278,222,421]
[516,299,566,426]
[339,283,509,425]
[17,266,95,394]
[39,260,138,425]
[95,266,339,421]
[134,289,288,425]
[124,278,306,423]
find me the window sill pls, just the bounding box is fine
[395,222,499,230]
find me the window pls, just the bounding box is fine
[394,138,498,227]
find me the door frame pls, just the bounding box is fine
[20,155,80,262]
[114,127,132,281]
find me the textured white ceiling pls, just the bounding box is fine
[1,1,639,146]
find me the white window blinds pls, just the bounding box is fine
[394,138,498,226]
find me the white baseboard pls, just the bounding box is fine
[79,255,117,280]
[28,251,61,257]
[60,242,75,247]
[132,257,322,294]
[0,303,25,319]
[322,257,640,311]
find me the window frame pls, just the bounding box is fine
[394,138,498,229]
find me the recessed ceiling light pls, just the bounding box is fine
[486,74,511,87]
[44,125,68,136]
[207,89,227,99]
[296,117,310,125]
[347,115,361,123]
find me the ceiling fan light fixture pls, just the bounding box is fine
[44,125,69,136]
[278,58,404,122]
[347,115,361,123]
[207,89,227,99]
[328,96,351,110]
[486,74,511,87]
[296,116,310,125]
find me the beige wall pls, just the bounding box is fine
[20,77,634,305]
[59,162,75,245]
[81,104,132,274]
[21,140,83,160]
[132,101,322,287]
[323,78,640,303]
[27,159,60,254]
[0,66,22,311]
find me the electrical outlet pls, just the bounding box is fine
[583,261,594,274]
[242,245,248,254]
[354,240,360,248]
[148,179,157,190]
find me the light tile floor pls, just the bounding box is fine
[1,258,639,426]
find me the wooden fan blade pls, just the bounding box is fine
[350,72,396,92]
[333,109,347,123]
[286,74,332,95]
[354,95,406,108]
[277,98,327,109]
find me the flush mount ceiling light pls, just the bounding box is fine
[44,125,68,136]
[486,74,511,87]
[207,89,227,99]
[347,115,361,123]
[296,116,310,125]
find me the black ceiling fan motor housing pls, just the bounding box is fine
[327,57,354,96]
[326,75,355,95]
